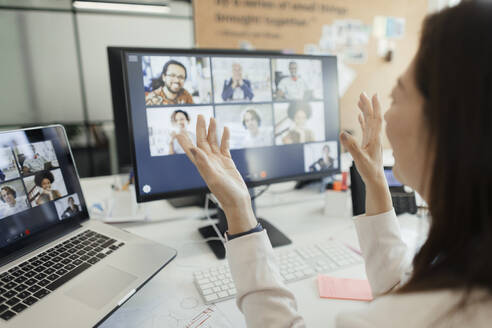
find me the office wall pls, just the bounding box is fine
[76,12,193,121]
[0,2,193,125]
[0,9,84,124]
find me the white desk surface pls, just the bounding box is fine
[80,175,422,328]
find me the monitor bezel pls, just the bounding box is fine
[118,47,341,203]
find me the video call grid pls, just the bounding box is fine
[141,55,325,107]
[141,54,331,156]
[0,141,69,221]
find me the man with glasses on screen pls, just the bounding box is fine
[145,60,194,105]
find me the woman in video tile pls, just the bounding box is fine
[242,108,273,148]
[169,109,196,155]
[61,196,80,219]
[34,170,62,205]
[221,63,254,102]
[145,60,194,106]
[0,185,29,217]
[309,144,335,172]
[281,101,315,144]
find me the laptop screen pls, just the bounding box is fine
[0,126,88,252]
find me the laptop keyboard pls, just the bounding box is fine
[0,230,124,321]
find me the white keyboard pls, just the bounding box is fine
[194,240,363,304]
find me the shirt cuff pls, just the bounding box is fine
[353,208,399,235]
[353,208,402,257]
[225,230,285,296]
[226,223,264,241]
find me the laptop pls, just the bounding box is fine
[0,125,176,327]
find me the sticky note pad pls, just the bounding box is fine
[318,275,373,301]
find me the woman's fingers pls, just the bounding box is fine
[357,92,384,149]
[220,127,232,158]
[359,113,369,148]
[358,113,366,132]
[196,115,212,153]
[359,92,373,118]
[372,93,382,118]
[176,133,197,166]
[340,131,364,163]
[207,118,220,154]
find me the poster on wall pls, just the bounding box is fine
[193,0,427,147]
[193,0,374,97]
[192,0,373,57]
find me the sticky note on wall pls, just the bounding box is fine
[318,275,373,301]
[373,16,406,39]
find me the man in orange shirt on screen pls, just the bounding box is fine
[145,60,194,105]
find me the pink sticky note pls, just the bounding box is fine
[318,275,373,301]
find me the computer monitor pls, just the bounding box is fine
[109,47,340,258]
[108,48,133,173]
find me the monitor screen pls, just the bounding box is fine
[121,49,340,202]
[0,126,88,253]
[384,168,404,187]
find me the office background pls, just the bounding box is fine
[0,0,458,178]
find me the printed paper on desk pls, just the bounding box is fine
[318,275,373,301]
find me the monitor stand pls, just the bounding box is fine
[198,189,292,259]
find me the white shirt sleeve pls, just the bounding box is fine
[353,209,412,296]
[277,78,288,94]
[225,209,411,327]
[226,230,306,327]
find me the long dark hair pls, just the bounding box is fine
[399,1,492,298]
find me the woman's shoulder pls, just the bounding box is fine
[337,289,492,328]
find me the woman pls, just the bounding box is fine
[168,109,196,155]
[241,108,273,148]
[0,185,28,217]
[281,101,315,144]
[221,62,254,102]
[177,2,492,327]
[34,170,62,205]
[309,144,335,172]
[61,196,80,219]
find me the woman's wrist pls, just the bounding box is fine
[365,179,393,216]
[224,203,257,235]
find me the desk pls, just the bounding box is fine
[80,176,424,328]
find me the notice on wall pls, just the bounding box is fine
[193,0,351,54]
[373,16,406,39]
[194,0,428,150]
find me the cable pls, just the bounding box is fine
[173,196,226,269]
[250,185,270,200]
[205,194,226,244]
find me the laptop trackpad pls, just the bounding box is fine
[65,265,137,309]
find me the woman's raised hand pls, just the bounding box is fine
[340,93,392,215]
[176,115,257,234]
